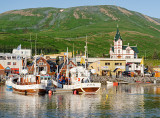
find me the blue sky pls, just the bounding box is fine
[1,0,160,18]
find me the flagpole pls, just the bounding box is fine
[140,57,144,77]
[73,43,74,58]
[73,43,76,64]
[66,47,69,77]
[19,44,21,74]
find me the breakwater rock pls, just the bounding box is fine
[91,76,160,84]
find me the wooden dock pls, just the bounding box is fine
[53,88,73,93]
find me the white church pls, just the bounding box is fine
[109,28,139,59]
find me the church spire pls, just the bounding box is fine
[114,25,122,42]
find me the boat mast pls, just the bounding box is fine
[85,35,88,69]
[66,47,69,77]
[73,43,76,65]
[66,47,69,85]
[34,34,37,75]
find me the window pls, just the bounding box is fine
[39,62,44,65]
[7,56,11,60]
[13,62,16,65]
[115,63,119,65]
[0,56,6,60]
[105,63,110,65]
[12,56,16,60]
[126,56,130,59]
[120,63,122,65]
[7,62,11,65]
[126,49,130,54]
[136,63,139,68]
[118,50,120,54]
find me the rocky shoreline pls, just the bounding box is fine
[91,76,160,85]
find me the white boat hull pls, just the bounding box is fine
[53,80,101,93]
[74,83,101,93]
[12,82,46,95]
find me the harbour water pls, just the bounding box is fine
[0,84,160,118]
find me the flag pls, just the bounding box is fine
[80,51,82,56]
[140,56,144,77]
[73,50,74,57]
[80,57,85,64]
[17,55,21,60]
[17,44,21,50]
[140,56,144,65]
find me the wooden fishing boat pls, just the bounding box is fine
[6,74,18,89]
[53,66,101,93]
[53,40,101,93]
[11,74,46,95]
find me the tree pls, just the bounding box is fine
[152,50,159,60]
[56,56,60,65]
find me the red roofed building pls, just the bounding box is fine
[0,64,5,75]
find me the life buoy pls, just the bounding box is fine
[78,78,80,81]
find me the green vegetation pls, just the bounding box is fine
[145,60,160,67]
[0,5,160,57]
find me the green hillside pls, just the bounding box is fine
[0,5,160,58]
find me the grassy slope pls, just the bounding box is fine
[0,5,160,58]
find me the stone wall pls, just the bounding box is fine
[91,75,160,84]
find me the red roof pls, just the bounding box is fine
[0,64,4,70]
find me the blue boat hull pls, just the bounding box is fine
[6,85,12,89]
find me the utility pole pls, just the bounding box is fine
[30,34,32,55]
[145,50,146,60]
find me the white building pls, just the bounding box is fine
[109,28,139,59]
[12,49,32,58]
[0,53,23,74]
[125,58,142,73]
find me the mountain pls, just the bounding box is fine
[0,5,160,57]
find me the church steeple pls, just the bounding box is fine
[114,25,122,42]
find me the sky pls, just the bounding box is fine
[1,0,160,18]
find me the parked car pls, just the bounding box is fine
[122,71,131,77]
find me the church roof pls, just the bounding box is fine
[112,46,114,52]
[130,46,139,53]
[122,46,139,53]
[111,46,139,53]
[114,28,122,42]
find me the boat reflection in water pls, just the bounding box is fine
[105,84,145,117]
[0,88,46,118]
[54,93,101,117]
[1,84,160,117]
